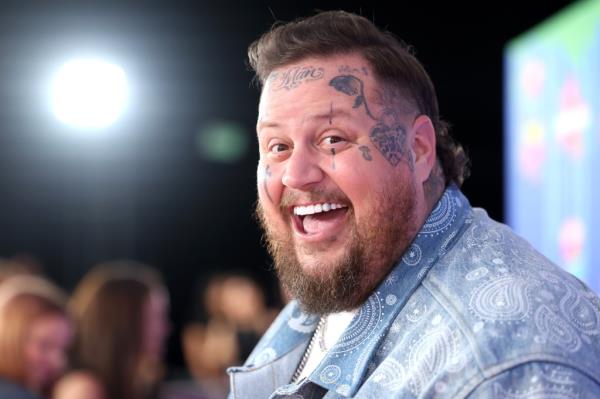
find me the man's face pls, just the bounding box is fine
[256,54,423,314]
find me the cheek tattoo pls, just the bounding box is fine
[359,145,372,161]
[262,164,273,203]
[369,111,408,167]
[329,73,412,168]
[330,148,336,170]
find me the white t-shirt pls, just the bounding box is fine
[296,309,357,382]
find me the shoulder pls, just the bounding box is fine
[53,370,106,399]
[421,208,600,382]
[358,208,600,396]
[465,362,600,398]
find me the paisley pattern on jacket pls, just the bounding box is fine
[228,186,600,398]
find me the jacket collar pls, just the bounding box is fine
[235,185,471,397]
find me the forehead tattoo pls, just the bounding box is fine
[338,65,369,76]
[329,72,412,168]
[329,75,375,120]
[269,65,324,91]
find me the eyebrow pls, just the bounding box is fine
[257,109,353,132]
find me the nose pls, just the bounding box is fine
[282,146,324,190]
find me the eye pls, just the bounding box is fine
[269,142,289,154]
[263,137,292,161]
[319,134,350,152]
[322,136,345,145]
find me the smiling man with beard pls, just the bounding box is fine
[227,10,600,399]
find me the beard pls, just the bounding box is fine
[256,180,418,315]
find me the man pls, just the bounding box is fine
[228,10,600,398]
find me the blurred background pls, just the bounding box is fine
[0,0,596,387]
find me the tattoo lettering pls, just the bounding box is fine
[329,74,412,168]
[358,145,372,161]
[271,66,324,91]
[329,75,375,119]
[330,148,336,170]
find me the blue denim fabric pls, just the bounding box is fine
[228,186,600,398]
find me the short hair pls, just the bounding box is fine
[69,260,165,399]
[248,10,469,186]
[0,275,67,386]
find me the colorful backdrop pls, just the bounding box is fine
[505,0,600,293]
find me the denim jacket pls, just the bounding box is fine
[228,186,600,398]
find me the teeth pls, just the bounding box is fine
[293,202,346,216]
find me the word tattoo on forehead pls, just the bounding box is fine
[270,66,324,91]
[329,74,410,167]
[358,145,372,161]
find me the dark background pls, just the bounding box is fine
[0,0,576,369]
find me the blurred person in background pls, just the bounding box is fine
[181,272,280,399]
[0,253,44,285]
[53,261,171,399]
[0,274,73,399]
[219,273,279,359]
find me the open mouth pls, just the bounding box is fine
[291,202,349,236]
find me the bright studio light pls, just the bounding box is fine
[50,59,129,129]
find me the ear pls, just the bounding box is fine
[410,114,436,184]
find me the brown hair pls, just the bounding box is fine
[69,261,165,399]
[0,275,67,387]
[248,10,469,186]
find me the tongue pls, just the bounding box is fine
[302,209,346,234]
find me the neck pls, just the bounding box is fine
[423,161,446,213]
